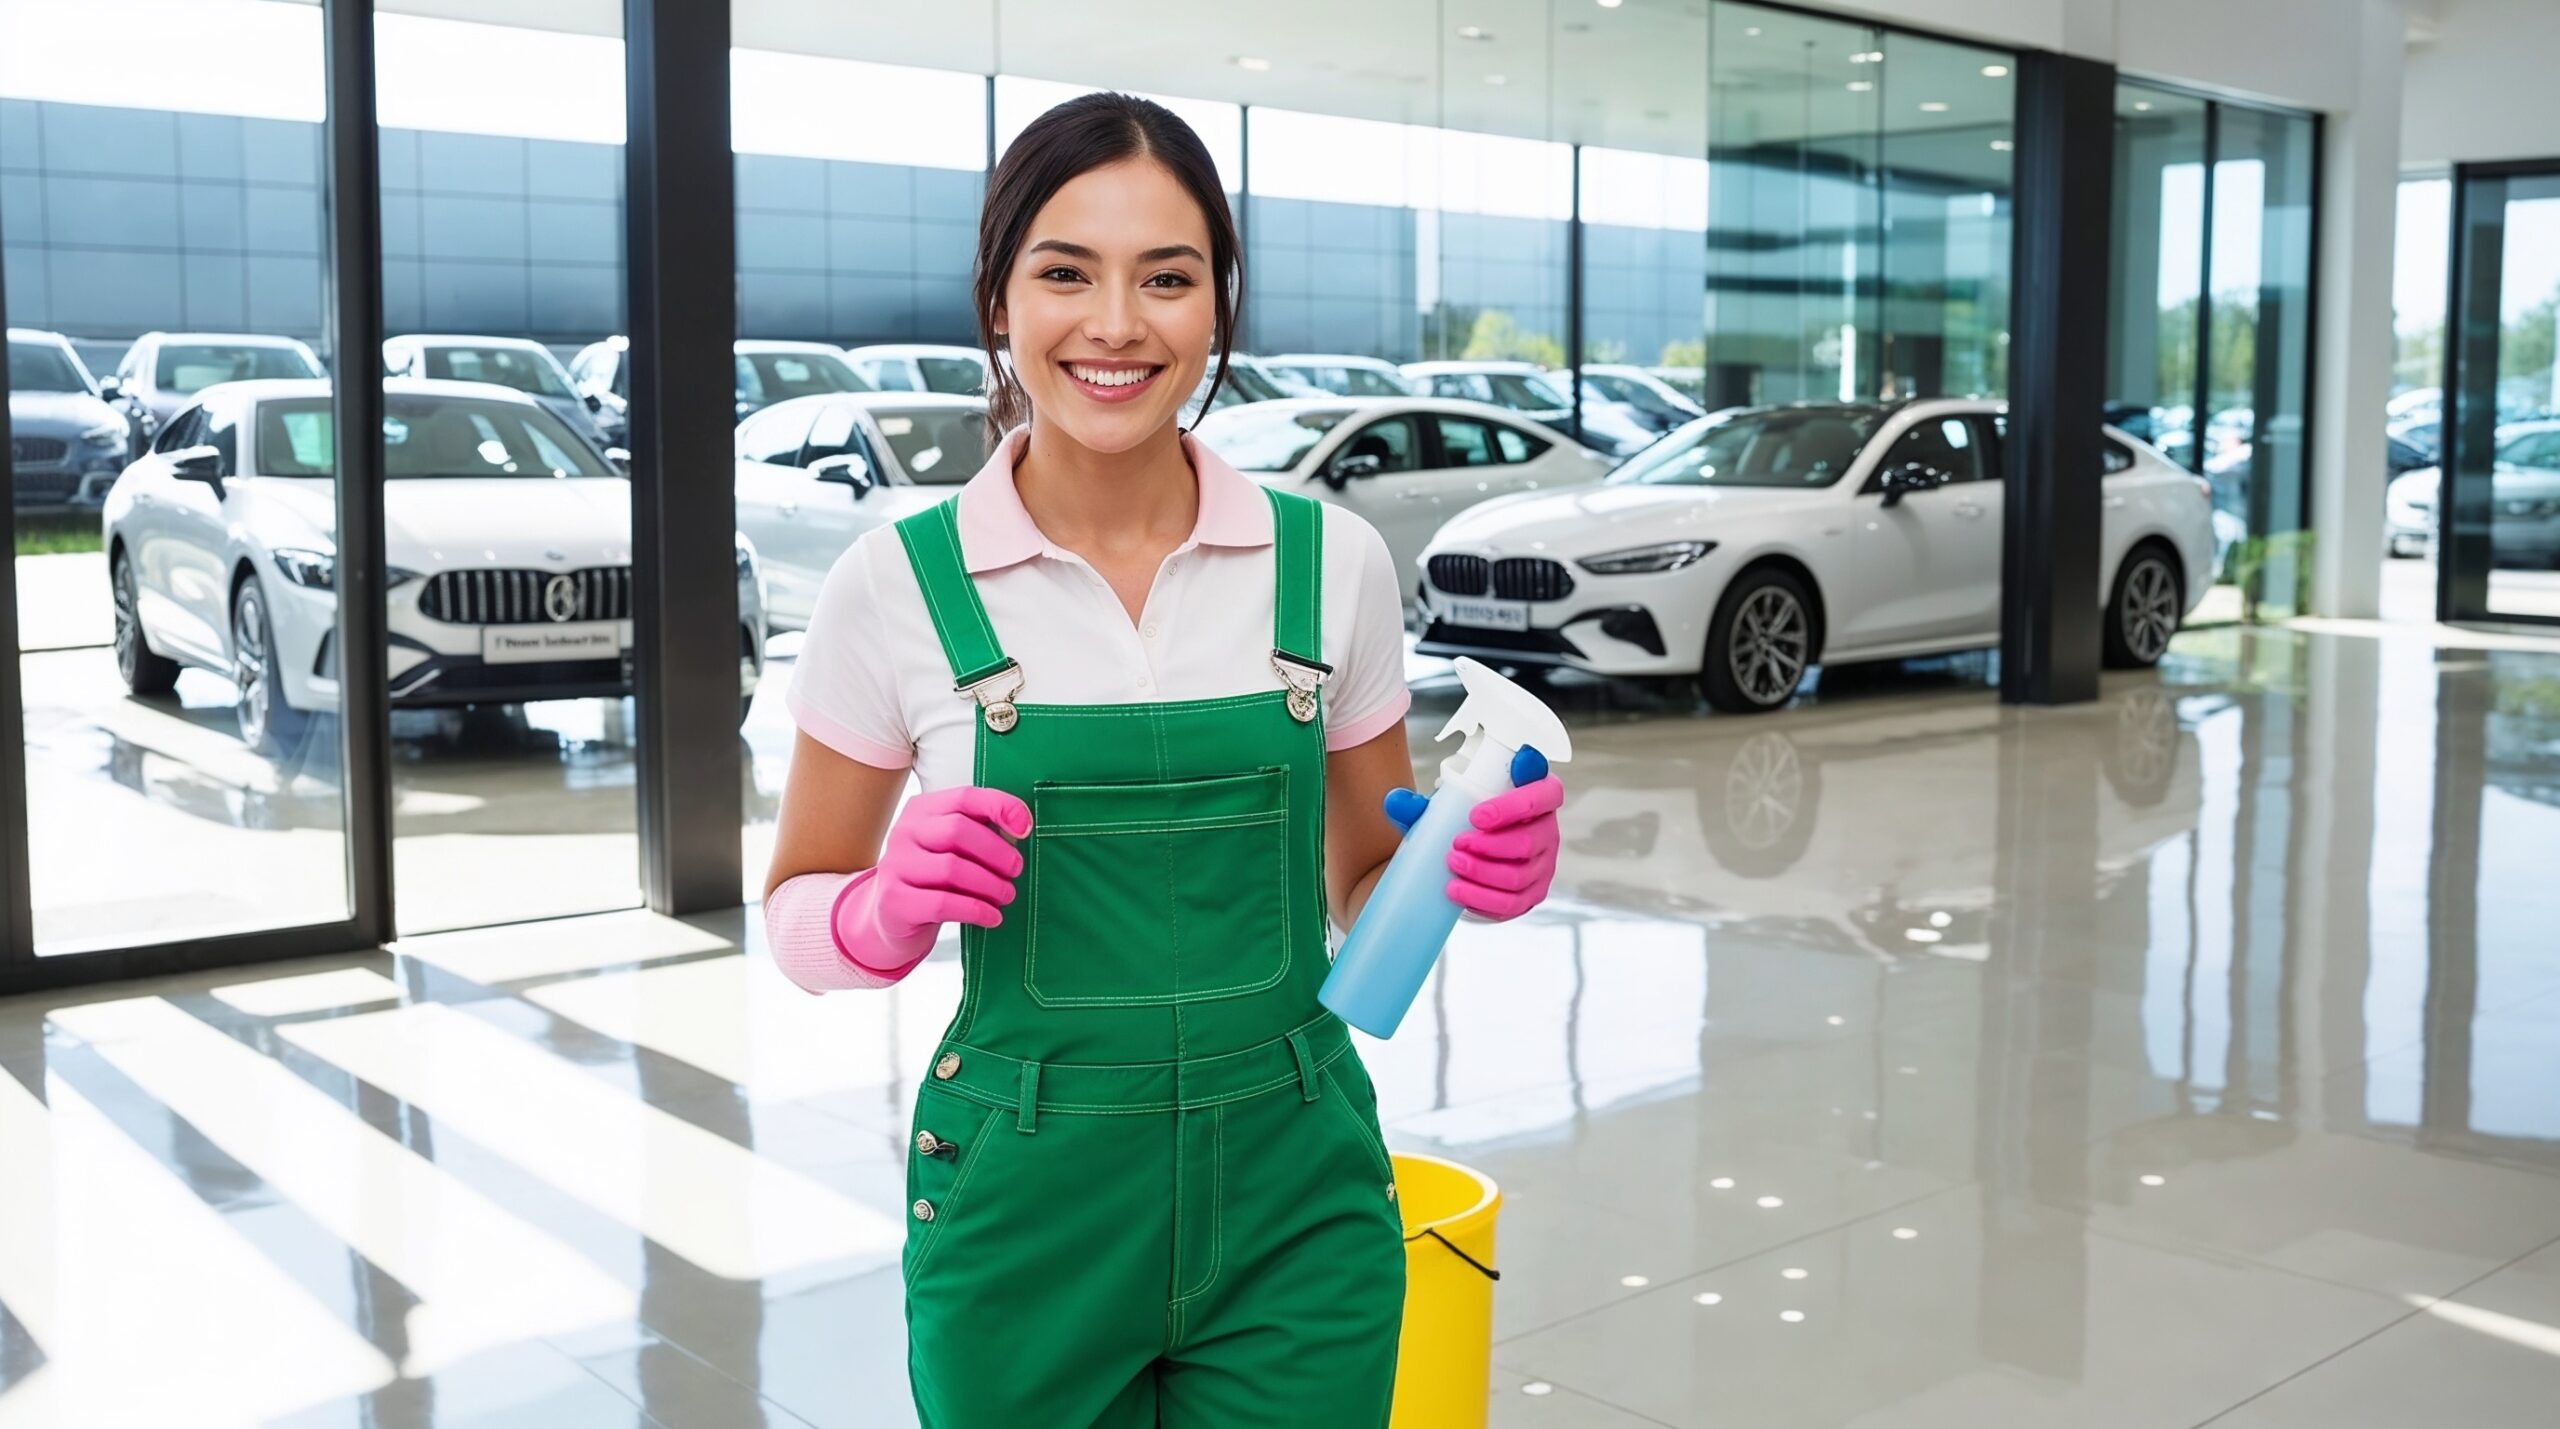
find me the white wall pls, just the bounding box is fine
[2402,0,2560,164]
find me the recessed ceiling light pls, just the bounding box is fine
[2134,100,2154,111]
[1232,56,1271,72]
[1620,1274,1650,1287]
[1484,73,1510,86]
[1598,0,1625,8]
[1892,1227,1920,1240]
[1521,1382,1555,1396]
[1781,1267,1809,1280]
[1458,25,1494,41]
[1710,1176,1735,1190]
[2140,1173,2167,1187]
[1919,101,1951,112]
[1745,25,1762,36]
[1982,64,2010,77]
[1757,1195,1785,1209]
[1990,140,2014,151]
[1780,1310,1807,1323]
[1694,1291,1723,1305]
[1847,80,1873,92]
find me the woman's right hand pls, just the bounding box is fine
[861,785,1034,950]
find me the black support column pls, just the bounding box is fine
[625,0,742,912]
[324,0,396,947]
[2001,49,2114,706]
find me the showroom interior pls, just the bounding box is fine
[0,0,2556,1425]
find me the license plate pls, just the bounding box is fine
[1442,598,1530,632]
[483,621,620,663]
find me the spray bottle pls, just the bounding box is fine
[1321,657,1574,1038]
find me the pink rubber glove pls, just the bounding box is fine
[1445,775,1564,921]
[835,785,1033,973]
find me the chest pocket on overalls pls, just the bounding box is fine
[1023,765,1294,1006]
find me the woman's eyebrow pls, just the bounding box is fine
[1025,239,1205,264]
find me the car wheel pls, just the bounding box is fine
[232,576,309,756]
[112,553,181,695]
[2103,545,2182,670]
[1700,568,1814,715]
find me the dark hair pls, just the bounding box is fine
[974,92,1241,435]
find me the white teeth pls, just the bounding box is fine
[1069,364,1155,388]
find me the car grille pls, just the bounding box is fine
[419,567,631,625]
[1427,554,1490,596]
[10,437,69,466]
[1427,553,1576,603]
[1493,557,1575,603]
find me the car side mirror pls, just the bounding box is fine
[1879,462,1943,508]
[168,444,224,490]
[97,376,123,401]
[1327,452,1383,488]
[584,391,604,412]
[810,453,874,495]
[604,446,632,473]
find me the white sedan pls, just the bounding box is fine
[1415,399,2217,713]
[104,377,764,753]
[734,391,992,630]
[1191,396,1616,608]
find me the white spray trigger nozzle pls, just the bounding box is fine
[1435,657,1573,794]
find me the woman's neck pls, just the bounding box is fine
[1013,419,1198,556]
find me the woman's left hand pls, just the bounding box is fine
[1383,746,1563,922]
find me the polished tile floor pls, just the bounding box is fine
[2,622,2558,1427]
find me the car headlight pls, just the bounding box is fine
[271,548,335,589]
[81,421,126,447]
[1576,540,1715,575]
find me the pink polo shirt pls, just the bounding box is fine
[787,428,1413,791]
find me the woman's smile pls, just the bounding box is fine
[1059,358,1166,403]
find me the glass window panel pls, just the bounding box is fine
[2211,104,2317,621]
[1876,30,2014,399]
[2446,169,2560,623]
[2107,84,2207,469]
[7,0,349,953]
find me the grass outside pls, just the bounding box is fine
[16,514,103,558]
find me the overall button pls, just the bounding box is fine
[912,1199,936,1222]
[916,1130,942,1156]
[934,1052,961,1080]
[1386,1182,1398,1203]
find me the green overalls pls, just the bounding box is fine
[891,487,1407,1429]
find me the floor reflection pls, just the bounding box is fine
[0,623,2554,1426]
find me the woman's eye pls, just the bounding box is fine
[1038,266,1084,283]
[1144,272,1195,289]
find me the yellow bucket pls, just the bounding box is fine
[1389,1152,1502,1429]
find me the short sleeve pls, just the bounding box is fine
[1321,507,1413,752]
[787,534,917,770]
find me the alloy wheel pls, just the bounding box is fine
[2122,558,2179,663]
[113,562,143,683]
[1728,586,1809,707]
[235,586,271,748]
[1723,730,1805,851]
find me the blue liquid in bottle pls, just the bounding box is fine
[1321,788,1485,1038]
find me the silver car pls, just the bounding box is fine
[105,331,325,448]
[8,327,131,509]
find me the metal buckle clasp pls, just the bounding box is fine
[1270,649,1331,724]
[956,659,1026,733]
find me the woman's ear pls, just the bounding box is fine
[992,302,1008,338]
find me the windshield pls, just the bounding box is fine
[416,345,573,399]
[1608,409,1881,489]
[1486,372,1568,411]
[256,394,617,480]
[157,343,319,392]
[8,340,90,394]
[1197,406,1352,472]
[1340,367,1407,397]
[738,349,865,405]
[871,408,993,485]
[1586,373,1688,418]
[1219,360,1288,404]
[917,355,985,395]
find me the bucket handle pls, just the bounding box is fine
[1407,1226,1501,1282]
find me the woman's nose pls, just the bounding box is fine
[1084,282,1147,347]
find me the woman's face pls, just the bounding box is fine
[996,157,1216,455]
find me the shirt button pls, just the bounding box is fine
[1143,623,1160,640]
[913,1199,936,1222]
[1136,676,1152,691]
[933,1052,961,1080]
[915,1130,942,1156]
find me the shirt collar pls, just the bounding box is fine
[955,426,1275,575]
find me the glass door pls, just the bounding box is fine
[2442,164,2560,625]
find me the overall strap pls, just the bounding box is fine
[894,501,1014,687]
[1265,486,1324,666]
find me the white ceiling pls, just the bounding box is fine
[365,0,2014,160]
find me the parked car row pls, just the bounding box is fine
[2386,419,2560,566]
[68,321,2215,755]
